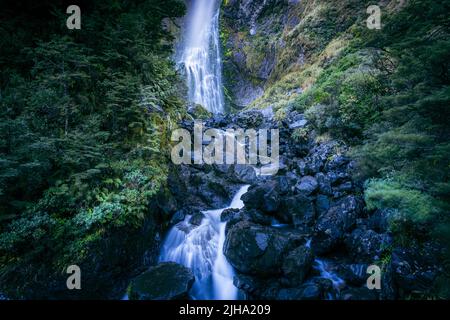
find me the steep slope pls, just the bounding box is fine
[220,0,450,299]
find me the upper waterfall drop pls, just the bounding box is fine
[179,0,224,114]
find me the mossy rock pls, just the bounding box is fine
[189,104,213,120]
[128,262,195,300]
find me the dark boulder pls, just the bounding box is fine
[311,195,364,254]
[324,155,350,172]
[344,229,392,261]
[337,264,369,286]
[282,246,314,287]
[315,194,331,216]
[295,176,318,195]
[315,172,332,195]
[241,181,280,213]
[128,262,195,300]
[391,243,440,294]
[276,194,315,228]
[366,209,390,233]
[232,164,258,184]
[221,208,241,222]
[224,221,302,276]
[276,283,321,300]
[189,212,205,226]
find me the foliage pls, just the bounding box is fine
[0,0,186,297]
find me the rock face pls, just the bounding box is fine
[128,263,195,300]
[221,0,287,108]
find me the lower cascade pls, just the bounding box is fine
[159,185,250,300]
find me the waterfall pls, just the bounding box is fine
[178,0,224,114]
[159,185,250,300]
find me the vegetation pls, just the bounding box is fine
[249,0,450,297]
[0,0,186,297]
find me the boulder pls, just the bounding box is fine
[232,164,257,184]
[128,262,195,300]
[324,155,350,172]
[276,194,315,227]
[391,243,440,294]
[315,194,331,216]
[315,172,332,195]
[295,176,318,195]
[189,212,205,226]
[337,264,369,286]
[221,208,241,222]
[276,283,321,300]
[241,181,280,213]
[224,221,302,276]
[311,195,363,254]
[282,246,314,286]
[344,229,392,261]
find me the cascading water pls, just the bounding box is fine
[178,0,224,114]
[159,186,250,300]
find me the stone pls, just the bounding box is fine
[224,221,302,276]
[282,246,314,286]
[189,212,205,226]
[276,194,315,227]
[128,262,195,300]
[312,195,364,254]
[295,176,318,195]
[344,229,392,261]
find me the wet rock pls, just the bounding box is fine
[315,172,332,195]
[324,155,350,172]
[312,195,364,254]
[289,119,308,129]
[327,171,350,186]
[295,176,318,195]
[337,264,369,286]
[241,181,280,213]
[276,194,315,227]
[224,221,302,276]
[315,194,331,216]
[170,210,186,225]
[189,212,205,226]
[276,175,292,195]
[128,262,195,300]
[277,283,321,300]
[333,181,353,193]
[391,243,440,294]
[234,110,264,128]
[232,164,257,184]
[282,246,314,286]
[344,229,392,261]
[380,261,398,300]
[221,208,241,222]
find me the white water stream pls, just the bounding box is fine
[159,186,250,300]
